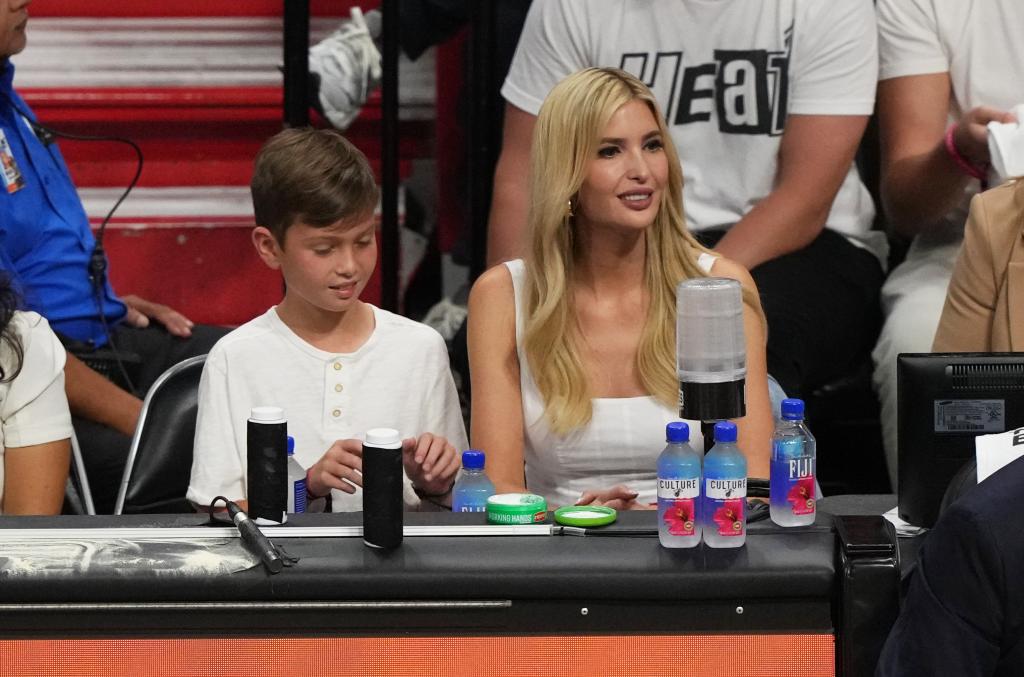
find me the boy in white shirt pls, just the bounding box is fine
[188,128,467,512]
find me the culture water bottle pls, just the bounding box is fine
[657,421,702,548]
[703,420,747,548]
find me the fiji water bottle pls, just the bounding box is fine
[286,436,307,514]
[703,421,747,548]
[452,450,495,513]
[770,399,816,526]
[657,421,702,548]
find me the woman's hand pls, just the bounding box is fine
[575,485,652,510]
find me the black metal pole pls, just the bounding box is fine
[380,0,400,312]
[282,0,310,128]
[467,0,496,281]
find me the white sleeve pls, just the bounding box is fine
[500,0,592,116]
[788,0,877,116]
[422,332,469,453]
[2,314,72,448]
[187,349,245,506]
[877,0,947,81]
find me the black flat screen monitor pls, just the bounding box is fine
[897,353,1024,527]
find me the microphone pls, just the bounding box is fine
[225,499,284,574]
[29,121,55,146]
[676,277,747,446]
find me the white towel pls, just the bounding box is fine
[987,103,1024,185]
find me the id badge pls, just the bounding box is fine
[0,128,26,194]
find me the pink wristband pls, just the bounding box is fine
[944,123,988,181]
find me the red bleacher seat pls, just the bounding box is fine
[15,1,434,326]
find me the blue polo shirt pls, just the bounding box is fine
[0,59,126,346]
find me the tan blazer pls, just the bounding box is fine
[933,179,1024,352]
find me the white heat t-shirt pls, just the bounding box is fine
[188,305,468,512]
[877,0,1024,237]
[504,0,882,260]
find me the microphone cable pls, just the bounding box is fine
[1,89,143,392]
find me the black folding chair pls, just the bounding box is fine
[114,354,206,514]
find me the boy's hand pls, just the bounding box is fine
[307,439,364,497]
[403,433,460,498]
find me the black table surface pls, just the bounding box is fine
[0,511,838,605]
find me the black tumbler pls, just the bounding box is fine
[247,406,288,525]
[362,427,403,548]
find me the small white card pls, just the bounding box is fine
[975,426,1024,484]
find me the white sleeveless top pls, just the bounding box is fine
[506,254,715,507]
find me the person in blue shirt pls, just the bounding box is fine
[0,0,226,513]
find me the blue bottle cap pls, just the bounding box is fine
[714,420,738,443]
[462,449,485,470]
[666,421,690,443]
[287,435,295,456]
[781,398,805,421]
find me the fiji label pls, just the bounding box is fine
[771,455,815,516]
[292,479,307,513]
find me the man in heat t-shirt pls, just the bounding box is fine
[488,0,884,403]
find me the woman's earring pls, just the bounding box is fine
[566,198,575,218]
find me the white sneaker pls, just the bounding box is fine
[309,7,383,130]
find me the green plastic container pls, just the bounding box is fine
[553,505,617,527]
[486,493,548,525]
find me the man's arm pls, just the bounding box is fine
[486,104,537,266]
[713,114,869,270]
[63,352,141,437]
[878,74,1016,239]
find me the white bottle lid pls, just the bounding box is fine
[365,427,402,448]
[249,406,285,423]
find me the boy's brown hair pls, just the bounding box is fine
[250,127,379,244]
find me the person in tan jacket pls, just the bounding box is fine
[933,179,1024,352]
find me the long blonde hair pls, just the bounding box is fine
[522,67,758,434]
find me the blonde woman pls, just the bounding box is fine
[469,68,772,509]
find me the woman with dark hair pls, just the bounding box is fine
[0,275,72,514]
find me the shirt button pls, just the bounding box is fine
[334,384,343,393]
[332,409,341,418]
[333,363,342,371]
